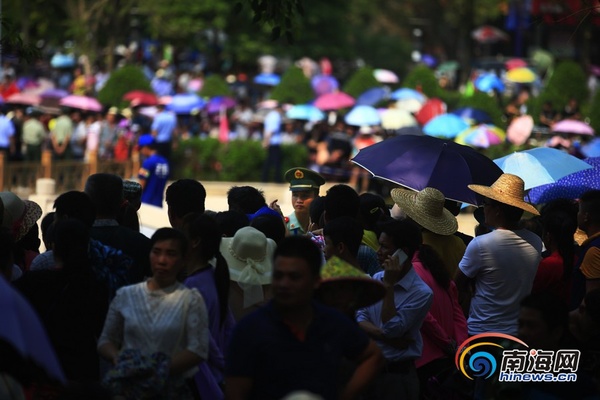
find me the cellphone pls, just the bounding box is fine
[392,249,408,265]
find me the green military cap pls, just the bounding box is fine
[284,167,326,192]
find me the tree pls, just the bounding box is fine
[269,66,313,104]
[199,75,232,98]
[403,65,442,98]
[97,66,152,107]
[342,67,380,98]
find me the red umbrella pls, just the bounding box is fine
[59,95,103,112]
[505,58,528,70]
[471,25,509,43]
[415,98,446,126]
[6,92,41,106]
[314,91,355,111]
[123,90,158,106]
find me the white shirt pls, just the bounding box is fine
[459,229,542,336]
[98,281,209,375]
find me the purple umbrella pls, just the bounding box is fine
[311,75,339,96]
[528,157,600,204]
[351,135,503,205]
[206,96,236,114]
[40,88,69,99]
[552,119,594,136]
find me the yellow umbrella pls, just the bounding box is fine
[506,67,537,83]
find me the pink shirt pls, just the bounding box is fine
[412,251,468,368]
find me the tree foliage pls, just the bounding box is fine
[342,67,380,98]
[269,66,313,104]
[403,65,442,98]
[199,74,233,98]
[97,66,152,107]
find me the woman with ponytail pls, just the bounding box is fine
[532,205,578,305]
[182,213,235,399]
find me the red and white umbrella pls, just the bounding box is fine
[59,95,103,112]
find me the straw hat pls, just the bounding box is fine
[390,187,458,235]
[468,173,539,216]
[318,256,386,309]
[220,226,276,286]
[0,192,42,242]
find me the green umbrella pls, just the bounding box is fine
[531,49,554,70]
[436,61,460,73]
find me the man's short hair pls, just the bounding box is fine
[150,227,188,257]
[227,186,266,214]
[54,191,96,228]
[580,190,600,223]
[378,218,422,260]
[274,236,322,278]
[323,216,363,257]
[84,173,123,217]
[166,179,207,217]
[214,210,249,237]
[325,184,360,220]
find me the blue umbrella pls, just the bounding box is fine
[151,78,173,97]
[351,135,503,205]
[423,114,469,138]
[494,147,593,190]
[253,73,281,86]
[390,88,426,102]
[286,104,325,121]
[582,138,600,158]
[166,93,205,114]
[50,53,75,69]
[344,105,381,126]
[474,73,505,93]
[311,75,339,96]
[356,87,390,106]
[451,107,492,124]
[528,157,600,204]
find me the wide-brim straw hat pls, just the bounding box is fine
[0,192,42,242]
[220,226,276,286]
[318,256,386,309]
[390,187,458,235]
[468,173,539,216]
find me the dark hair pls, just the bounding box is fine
[521,292,568,332]
[227,186,266,214]
[378,218,450,289]
[584,288,600,324]
[444,199,462,217]
[84,173,123,217]
[359,193,389,232]
[323,216,363,257]
[325,184,360,220]
[541,210,577,282]
[0,226,14,274]
[518,216,543,238]
[214,210,249,237]
[41,212,56,236]
[309,196,326,226]
[116,203,140,231]
[53,219,91,273]
[150,227,188,257]
[54,191,96,228]
[580,190,600,223]
[274,236,322,278]
[182,213,230,326]
[497,202,525,223]
[166,179,207,217]
[251,214,286,244]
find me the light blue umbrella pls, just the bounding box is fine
[356,87,390,106]
[582,138,600,158]
[528,157,600,204]
[253,73,281,86]
[344,105,381,126]
[474,73,505,93]
[390,88,426,102]
[423,114,469,138]
[167,93,205,114]
[494,147,593,190]
[286,104,325,121]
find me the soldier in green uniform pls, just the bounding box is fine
[284,167,326,236]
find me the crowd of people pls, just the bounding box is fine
[1,163,600,399]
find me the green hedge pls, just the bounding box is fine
[171,137,308,181]
[97,65,152,108]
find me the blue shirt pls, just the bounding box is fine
[356,267,432,362]
[139,153,169,207]
[226,300,369,400]
[0,115,15,147]
[263,110,282,145]
[151,110,177,143]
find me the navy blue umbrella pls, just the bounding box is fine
[356,87,390,106]
[351,135,503,205]
[451,107,492,124]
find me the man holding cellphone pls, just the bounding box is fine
[356,219,433,400]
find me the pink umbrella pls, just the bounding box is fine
[373,69,399,84]
[314,91,355,110]
[6,92,41,106]
[507,115,534,145]
[505,58,528,70]
[552,119,594,136]
[59,95,103,112]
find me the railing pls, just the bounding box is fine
[0,149,140,194]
